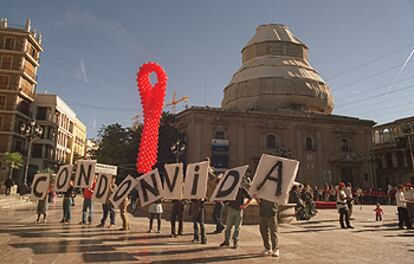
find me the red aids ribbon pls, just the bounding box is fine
[136,62,167,174]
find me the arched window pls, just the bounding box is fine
[266,134,277,148]
[382,128,390,142]
[341,138,350,152]
[305,137,313,150]
[214,131,225,139]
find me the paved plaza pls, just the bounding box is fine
[0,199,413,264]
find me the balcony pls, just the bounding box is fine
[19,83,35,100]
[16,104,32,118]
[0,43,25,52]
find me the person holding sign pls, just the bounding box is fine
[79,174,97,225]
[255,195,279,257]
[148,200,163,233]
[119,197,130,231]
[170,199,185,237]
[35,185,51,223]
[97,176,117,228]
[219,177,253,249]
[190,198,207,244]
[59,180,75,224]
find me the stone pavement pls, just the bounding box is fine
[0,199,413,264]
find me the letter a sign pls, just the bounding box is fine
[249,154,299,204]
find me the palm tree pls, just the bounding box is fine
[2,152,24,180]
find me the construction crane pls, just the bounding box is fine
[166,90,189,114]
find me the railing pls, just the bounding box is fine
[23,64,36,80]
[16,105,32,117]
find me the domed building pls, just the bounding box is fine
[176,24,375,188]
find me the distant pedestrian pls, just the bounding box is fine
[337,182,353,229]
[220,177,253,249]
[396,185,412,229]
[130,188,138,211]
[60,180,74,224]
[190,198,207,244]
[119,197,130,231]
[256,196,279,257]
[79,174,96,225]
[374,203,383,222]
[148,199,163,233]
[404,183,414,225]
[4,177,13,196]
[97,175,117,228]
[387,184,393,205]
[345,183,354,218]
[170,199,184,237]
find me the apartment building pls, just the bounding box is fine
[0,18,43,182]
[31,94,87,174]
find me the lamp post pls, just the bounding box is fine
[20,120,43,190]
[170,139,186,163]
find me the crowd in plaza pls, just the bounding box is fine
[288,181,414,229]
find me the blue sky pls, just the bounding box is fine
[2,0,414,137]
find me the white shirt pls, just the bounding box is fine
[395,191,407,208]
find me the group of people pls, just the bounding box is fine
[288,183,317,220]
[33,173,281,258]
[143,176,280,257]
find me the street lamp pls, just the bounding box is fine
[170,139,186,163]
[20,120,43,190]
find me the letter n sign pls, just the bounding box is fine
[249,154,299,204]
[75,160,96,188]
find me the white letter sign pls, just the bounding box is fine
[75,160,96,188]
[92,174,111,203]
[163,163,184,200]
[136,169,164,207]
[182,161,209,199]
[109,175,138,208]
[31,174,51,201]
[249,154,299,204]
[54,165,72,192]
[210,165,249,201]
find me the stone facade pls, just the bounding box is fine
[176,107,374,188]
[175,24,375,188]
[372,116,414,187]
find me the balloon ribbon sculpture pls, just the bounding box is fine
[136,62,167,174]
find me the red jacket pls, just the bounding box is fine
[83,180,96,199]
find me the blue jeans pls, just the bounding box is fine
[101,202,115,225]
[82,198,93,223]
[212,202,225,232]
[63,197,72,221]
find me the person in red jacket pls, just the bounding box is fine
[79,174,97,225]
[374,203,384,222]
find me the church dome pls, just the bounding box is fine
[221,24,334,114]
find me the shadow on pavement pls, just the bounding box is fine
[149,253,264,264]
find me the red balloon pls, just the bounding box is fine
[136,62,167,174]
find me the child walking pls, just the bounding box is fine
[148,200,163,233]
[374,203,384,221]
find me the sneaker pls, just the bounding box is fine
[147,230,152,233]
[156,230,161,234]
[107,224,114,229]
[220,241,230,247]
[201,240,207,244]
[347,226,354,229]
[64,221,70,224]
[272,249,280,257]
[96,223,105,227]
[170,234,176,238]
[79,221,86,225]
[42,219,47,223]
[192,239,199,243]
[262,250,272,256]
[59,219,65,223]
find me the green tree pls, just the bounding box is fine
[2,152,24,179]
[90,112,184,178]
